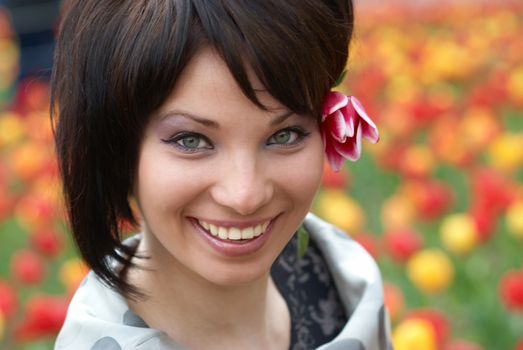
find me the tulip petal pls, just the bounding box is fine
[327,110,346,142]
[345,111,356,138]
[350,96,379,143]
[322,92,349,119]
[361,121,380,144]
[325,137,345,172]
[333,123,363,161]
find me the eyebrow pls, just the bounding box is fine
[160,109,295,128]
[269,110,295,126]
[161,111,220,128]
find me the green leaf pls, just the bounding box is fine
[334,70,347,87]
[297,227,309,258]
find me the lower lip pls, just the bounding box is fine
[190,217,277,257]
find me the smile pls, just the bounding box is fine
[197,219,271,241]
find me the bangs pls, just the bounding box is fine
[193,0,352,118]
[90,0,353,123]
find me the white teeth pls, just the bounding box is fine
[198,219,271,241]
[228,228,242,240]
[241,227,254,239]
[254,225,263,237]
[218,227,228,240]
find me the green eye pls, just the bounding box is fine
[166,132,213,153]
[273,130,293,144]
[267,127,309,146]
[179,135,202,149]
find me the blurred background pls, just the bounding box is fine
[0,0,522,349]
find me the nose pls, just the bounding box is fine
[210,154,273,216]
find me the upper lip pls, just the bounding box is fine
[190,215,278,229]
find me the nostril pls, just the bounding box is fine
[210,180,273,216]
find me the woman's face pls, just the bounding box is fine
[135,48,324,287]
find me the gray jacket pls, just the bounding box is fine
[55,213,392,349]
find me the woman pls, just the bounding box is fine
[52,1,391,349]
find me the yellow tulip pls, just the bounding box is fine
[315,190,365,235]
[407,249,454,294]
[506,200,523,239]
[393,318,437,350]
[440,213,478,255]
[487,133,523,173]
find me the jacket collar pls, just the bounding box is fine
[304,213,392,349]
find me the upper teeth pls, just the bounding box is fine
[198,220,270,240]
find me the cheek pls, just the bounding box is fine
[276,137,325,206]
[135,146,206,219]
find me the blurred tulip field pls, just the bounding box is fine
[1,1,523,349]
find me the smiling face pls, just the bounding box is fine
[134,48,324,287]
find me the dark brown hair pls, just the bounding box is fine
[51,0,354,298]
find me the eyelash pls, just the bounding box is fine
[163,132,213,154]
[266,127,311,148]
[163,126,311,153]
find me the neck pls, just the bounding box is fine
[125,235,290,349]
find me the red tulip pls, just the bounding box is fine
[471,168,515,214]
[499,270,523,312]
[467,69,508,110]
[13,295,69,342]
[11,250,46,286]
[469,202,497,242]
[384,228,423,263]
[30,229,64,258]
[404,180,454,221]
[408,98,448,128]
[0,281,18,318]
